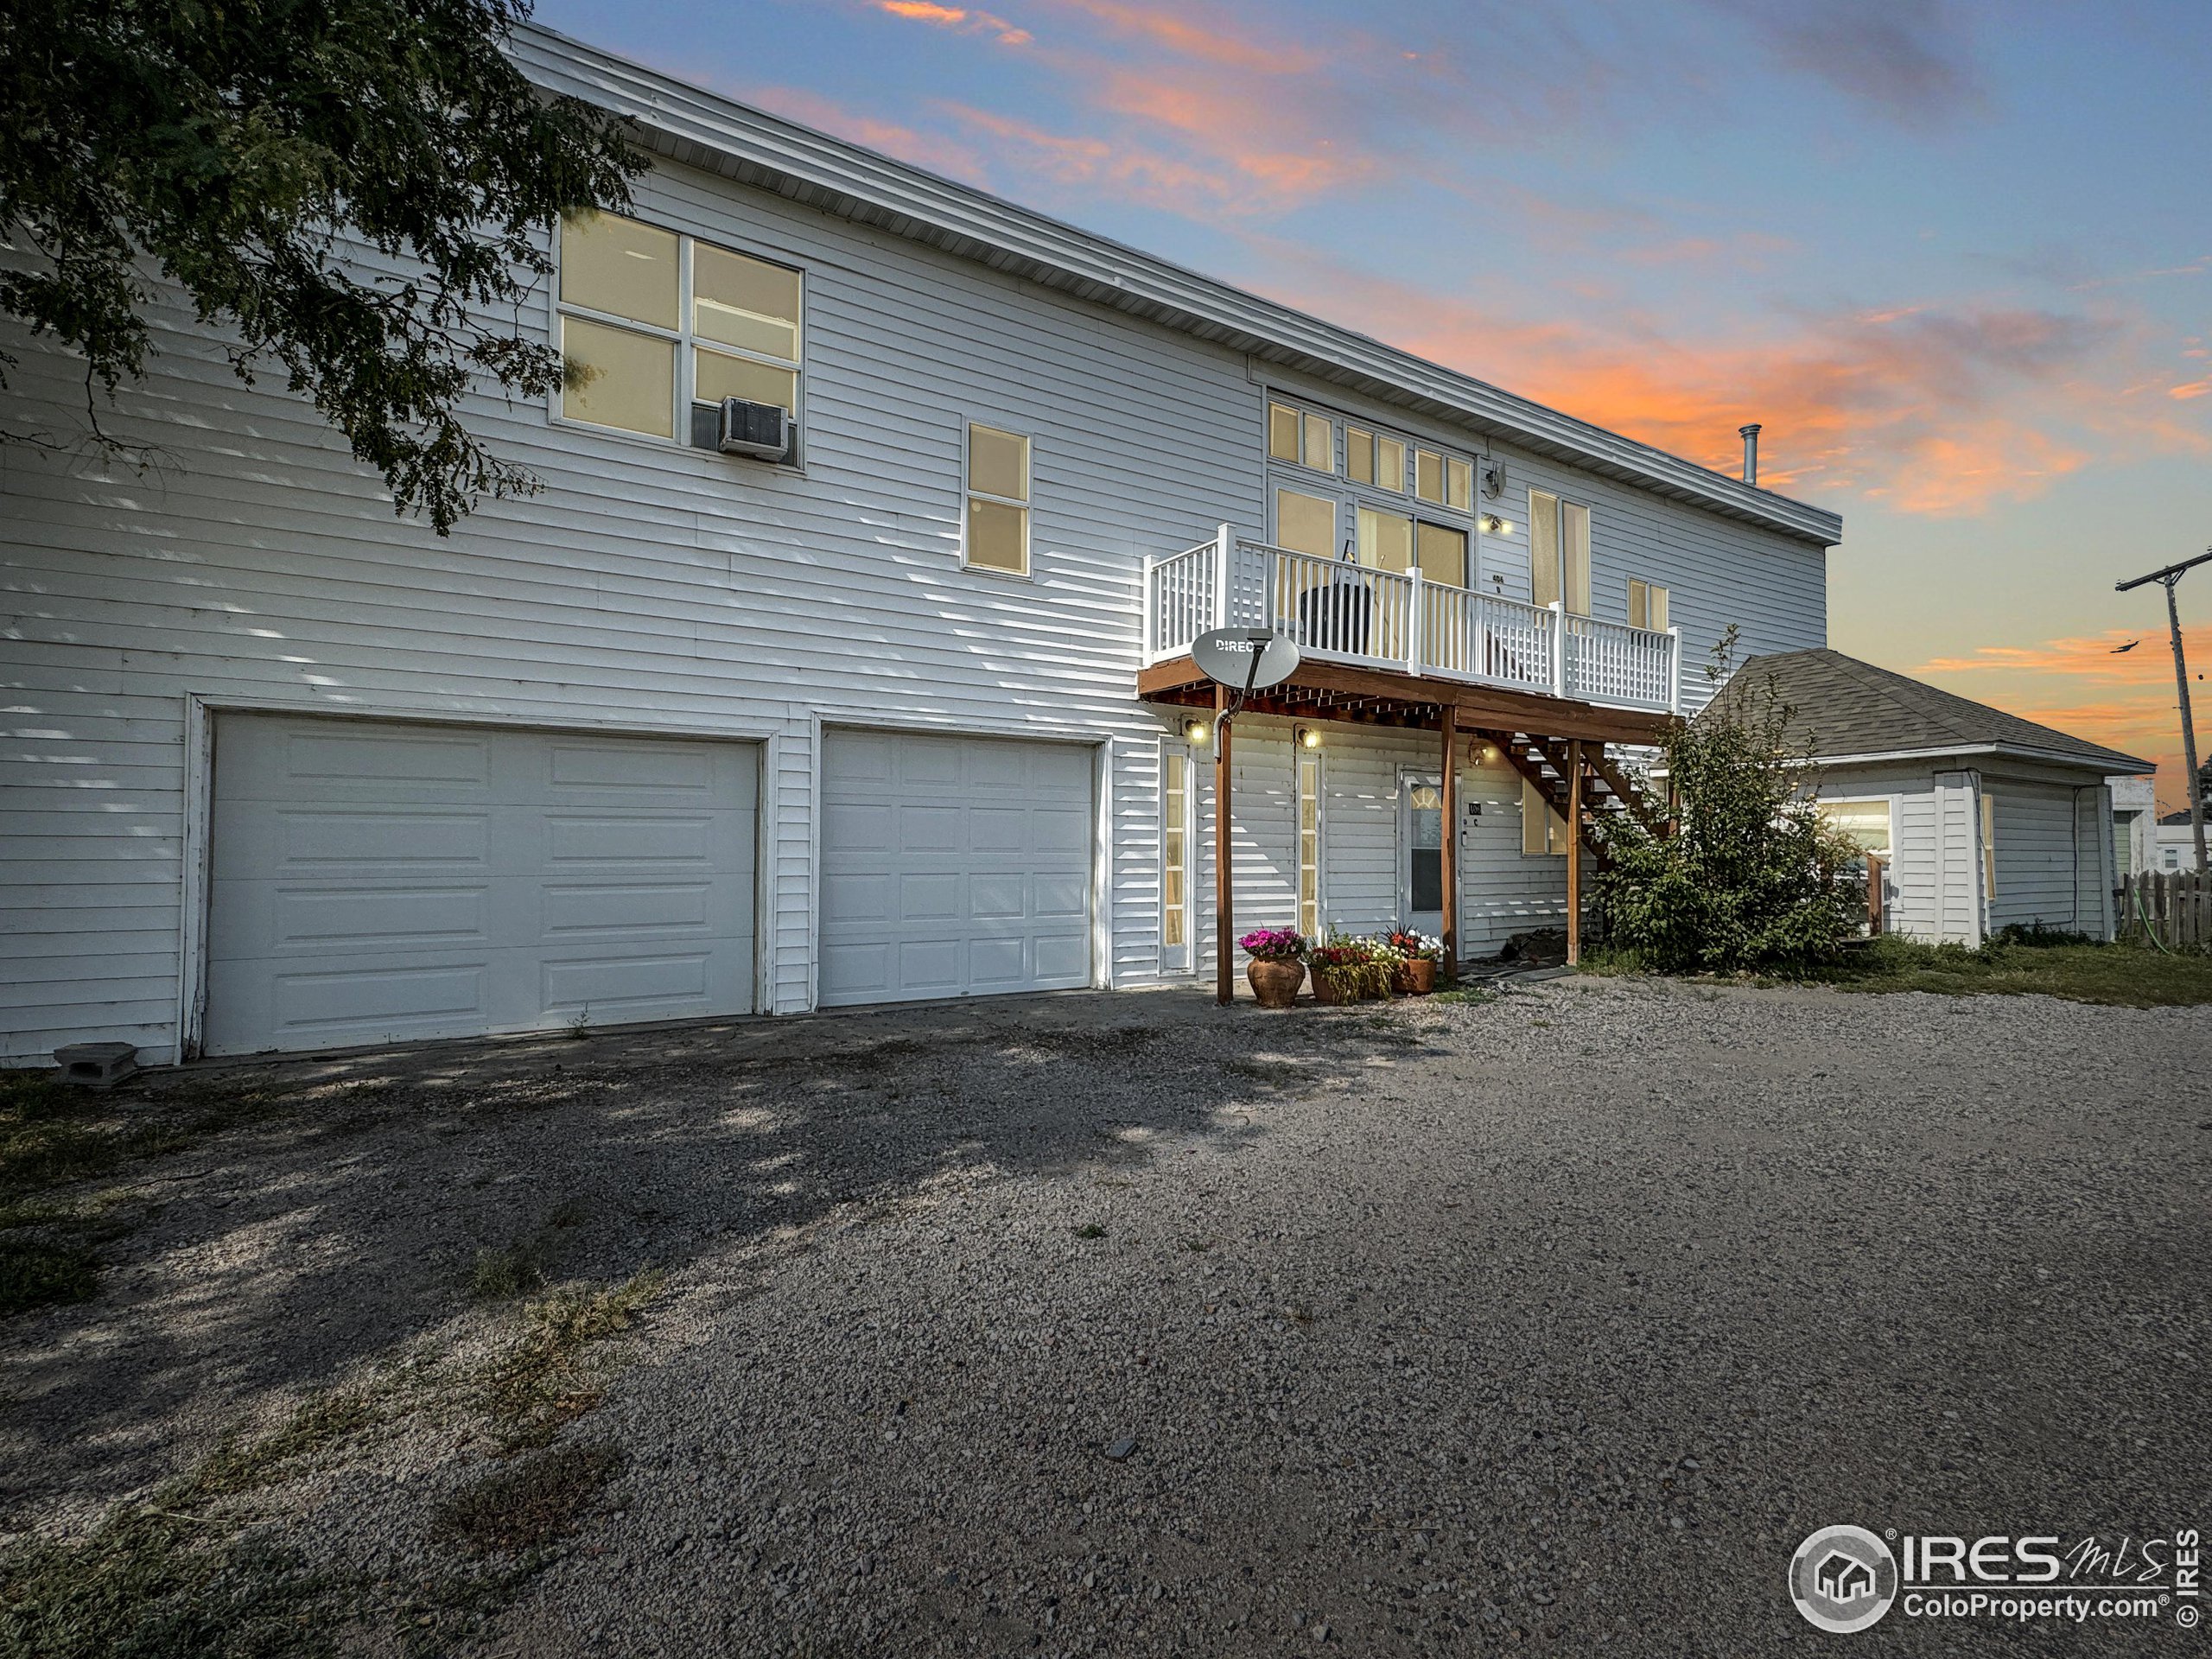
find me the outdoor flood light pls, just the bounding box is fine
[1481,513,1511,536]
[1295,725,1322,750]
[1184,718,1211,745]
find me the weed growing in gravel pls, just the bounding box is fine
[1072,1224,1108,1240]
[469,1240,546,1301]
[479,1270,664,1448]
[429,1442,626,1554]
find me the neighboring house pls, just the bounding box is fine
[0,25,1840,1065]
[2110,776,2158,875]
[1713,650,2150,946]
[2154,809,2203,873]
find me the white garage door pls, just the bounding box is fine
[819,731,1094,1007]
[206,715,757,1055]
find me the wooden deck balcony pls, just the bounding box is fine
[1142,525,1682,718]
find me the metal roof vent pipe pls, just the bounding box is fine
[1738,423,1762,486]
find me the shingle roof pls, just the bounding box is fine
[1707,649,2152,773]
[2164,808,2202,826]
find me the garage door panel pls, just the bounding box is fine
[207,715,756,1054]
[1033,933,1090,981]
[1033,872,1090,918]
[899,873,963,920]
[819,731,1092,1007]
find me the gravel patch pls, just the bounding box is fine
[3,978,2207,1655]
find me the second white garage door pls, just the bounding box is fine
[818,731,1094,1006]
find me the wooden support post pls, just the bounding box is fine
[1867,854,1885,935]
[1214,683,1235,1006]
[1440,707,1459,983]
[1565,737,1583,965]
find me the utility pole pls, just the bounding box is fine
[2116,549,2211,873]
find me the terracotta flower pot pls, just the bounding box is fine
[1393,959,1437,995]
[1310,969,1351,1005]
[1245,957,1306,1010]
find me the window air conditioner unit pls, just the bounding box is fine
[716,397,789,460]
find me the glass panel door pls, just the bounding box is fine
[1403,775,1444,935]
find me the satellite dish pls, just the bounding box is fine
[1192,628,1301,692]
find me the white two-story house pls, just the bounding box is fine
[0,25,1840,1065]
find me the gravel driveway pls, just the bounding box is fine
[4,977,2208,1656]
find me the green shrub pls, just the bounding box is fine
[1591,632,1863,973]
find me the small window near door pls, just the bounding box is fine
[1297,752,1322,937]
[1629,579,1670,632]
[1522,776,1568,856]
[965,424,1031,575]
[1819,798,1892,856]
[1161,744,1190,958]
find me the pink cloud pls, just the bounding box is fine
[873,0,1032,47]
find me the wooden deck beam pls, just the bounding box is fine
[1136,656,1675,746]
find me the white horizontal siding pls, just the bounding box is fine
[1,148,1829,1061]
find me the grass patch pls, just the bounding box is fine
[1586,935,2212,1008]
[1799,936,2212,1007]
[0,1237,104,1318]
[468,1241,545,1302]
[1426,987,1497,1006]
[478,1271,664,1449]
[429,1443,624,1554]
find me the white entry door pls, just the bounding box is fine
[206,715,758,1055]
[818,731,1095,1006]
[1400,772,1446,937]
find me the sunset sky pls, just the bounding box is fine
[544,0,2212,806]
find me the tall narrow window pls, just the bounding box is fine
[1629,580,1670,632]
[1529,489,1592,614]
[557,210,802,454]
[1522,776,1567,856]
[1415,448,1445,505]
[1346,426,1375,484]
[1161,743,1191,963]
[966,423,1031,575]
[1297,751,1322,937]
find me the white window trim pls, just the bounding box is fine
[1529,486,1594,616]
[548,212,807,468]
[1160,739,1193,971]
[1296,747,1325,937]
[1628,576,1671,634]
[959,417,1034,580]
[1398,768,1448,925]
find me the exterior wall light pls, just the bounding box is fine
[1481,513,1511,536]
[1183,718,1211,745]
[1478,741,1502,766]
[1295,725,1322,750]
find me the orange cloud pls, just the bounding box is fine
[874,0,1031,46]
[2171,379,2212,400]
[1915,627,2209,798]
[938,104,1262,214]
[1040,0,1323,74]
[1234,238,2212,517]
[743,85,992,183]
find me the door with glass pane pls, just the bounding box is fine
[1160,741,1193,973]
[1401,773,1445,938]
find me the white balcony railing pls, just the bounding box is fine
[1143,524,1682,715]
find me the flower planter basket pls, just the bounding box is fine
[1393,959,1437,995]
[1246,957,1306,1009]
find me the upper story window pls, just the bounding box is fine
[1268,396,1475,588]
[1268,401,1336,472]
[1529,488,1592,615]
[1628,579,1670,632]
[557,210,802,460]
[964,423,1031,575]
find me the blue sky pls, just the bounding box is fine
[541,0,2212,799]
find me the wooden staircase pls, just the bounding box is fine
[1471,730,1668,864]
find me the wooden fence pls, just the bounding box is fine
[2119,870,2212,950]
